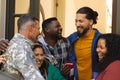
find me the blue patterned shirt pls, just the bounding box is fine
[38,37,70,69]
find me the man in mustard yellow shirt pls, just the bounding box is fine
[67,7,101,80]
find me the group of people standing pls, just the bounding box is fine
[0,6,120,80]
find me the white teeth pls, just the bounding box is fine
[98,53,105,60]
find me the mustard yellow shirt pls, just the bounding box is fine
[74,30,95,80]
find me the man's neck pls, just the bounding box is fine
[44,36,57,47]
[84,28,94,37]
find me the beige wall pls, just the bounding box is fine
[40,0,56,32]
[64,0,76,37]
[74,0,106,34]
[41,0,56,18]
[57,0,106,37]
[56,0,65,36]
[15,0,29,14]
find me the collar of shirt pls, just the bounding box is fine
[13,33,34,46]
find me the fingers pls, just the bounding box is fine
[0,55,6,64]
[61,64,70,76]
[0,39,9,52]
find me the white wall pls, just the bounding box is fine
[0,0,6,38]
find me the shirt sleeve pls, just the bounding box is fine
[9,44,44,80]
[102,61,120,80]
[48,63,66,80]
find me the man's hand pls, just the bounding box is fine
[0,39,9,52]
[0,54,6,64]
[61,64,70,77]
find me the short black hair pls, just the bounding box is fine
[76,6,98,24]
[42,17,57,33]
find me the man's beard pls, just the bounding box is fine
[77,27,90,37]
[52,34,62,40]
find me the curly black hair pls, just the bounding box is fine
[96,33,120,72]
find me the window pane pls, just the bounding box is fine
[15,0,30,14]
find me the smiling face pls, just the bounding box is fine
[33,47,45,68]
[46,20,62,39]
[96,38,107,61]
[75,13,93,36]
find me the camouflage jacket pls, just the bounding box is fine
[4,33,44,80]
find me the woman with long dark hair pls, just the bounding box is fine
[32,43,66,80]
[95,33,120,80]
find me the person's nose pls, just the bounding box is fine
[96,47,100,53]
[38,55,43,60]
[75,21,81,27]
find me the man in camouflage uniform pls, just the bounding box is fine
[4,14,44,80]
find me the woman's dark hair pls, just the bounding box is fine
[76,6,98,24]
[96,33,120,72]
[32,42,49,79]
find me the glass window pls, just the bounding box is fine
[15,0,30,14]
